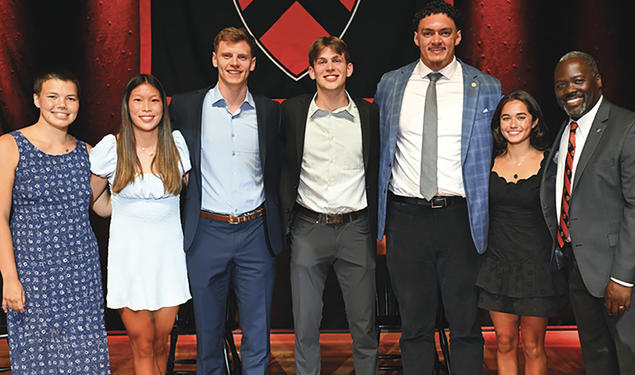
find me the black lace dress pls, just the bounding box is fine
[476,156,567,317]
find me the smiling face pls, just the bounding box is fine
[128,82,163,133]
[212,40,256,90]
[33,79,79,130]
[554,56,602,120]
[308,46,353,94]
[414,12,461,71]
[499,100,537,146]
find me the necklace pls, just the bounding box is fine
[139,145,155,157]
[509,153,531,180]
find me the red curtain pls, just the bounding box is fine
[0,0,139,144]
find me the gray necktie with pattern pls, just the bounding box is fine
[420,72,442,200]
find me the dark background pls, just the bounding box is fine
[1,0,634,330]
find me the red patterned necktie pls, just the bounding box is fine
[557,122,578,248]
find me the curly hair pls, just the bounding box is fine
[412,0,460,32]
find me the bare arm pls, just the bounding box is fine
[0,134,25,312]
[90,174,111,218]
[86,143,112,218]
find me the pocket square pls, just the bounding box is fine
[482,108,489,113]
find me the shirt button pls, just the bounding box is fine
[232,133,236,137]
[232,152,236,156]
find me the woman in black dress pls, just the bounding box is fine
[476,90,567,375]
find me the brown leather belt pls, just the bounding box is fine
[297,205,366,225]
[200,205,265,224]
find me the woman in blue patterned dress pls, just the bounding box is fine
[0,71,111,374]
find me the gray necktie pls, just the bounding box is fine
[420,72,442,200]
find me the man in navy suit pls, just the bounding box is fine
[374,2,501,373]
[169,27,283,375]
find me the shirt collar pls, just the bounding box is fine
[569,95,603,132]
[308,91,357,122]
[209,84,255,110]
[415,57,458,81]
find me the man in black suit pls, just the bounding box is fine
[541,51,635,374]
[279,36,379,375]
[169,27,283,375]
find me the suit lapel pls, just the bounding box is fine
[194,88,207,193]
[541,126,565,232]
[461,62,480,164]
[388,62,417,144]
[254,95,267,169]
[572,100,610,193]
[295,96,312,169]
[354,97,371,168]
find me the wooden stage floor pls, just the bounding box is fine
[0,328,584,374]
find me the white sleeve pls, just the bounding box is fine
[172,130,191,175]
[89,134,117,178]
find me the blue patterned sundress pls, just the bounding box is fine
[6,131,110,374]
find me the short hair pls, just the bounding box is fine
[491,90,550,156]
[33,70,81,97]
[308,36,351,66]
[412,0,460,32]
[213,27,257,57]
[558,51,600,76]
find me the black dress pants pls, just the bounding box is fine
[568,254,635,375]
[385,196,483,375]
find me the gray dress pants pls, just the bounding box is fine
[290,211,378,375]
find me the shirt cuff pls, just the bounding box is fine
[610,277,634,288]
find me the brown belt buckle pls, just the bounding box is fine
[430,197,447,209]
[321,213,340,225]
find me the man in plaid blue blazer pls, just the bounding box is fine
[374,2,501,374]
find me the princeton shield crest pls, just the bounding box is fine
[233,0,361,81]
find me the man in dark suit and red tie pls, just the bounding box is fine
[541,51,635,374]
[169,27,283,375]
[279,36,379,375]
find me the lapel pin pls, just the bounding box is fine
[471,82,477,88]
[597,128,602,133]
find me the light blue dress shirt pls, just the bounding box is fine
[200,85,264,215]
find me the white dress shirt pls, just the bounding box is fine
[555,96,631,287]
[390,57,465,198]
[296,92,367,214]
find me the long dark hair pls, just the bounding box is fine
[112,74,183,194]
[491,90,549,157]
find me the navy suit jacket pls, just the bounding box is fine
[374,59,502,254]
[169,87,284,256]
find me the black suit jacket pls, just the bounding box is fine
[540,99,635,296]
[279,93,380,241]
[169,87,284,255]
